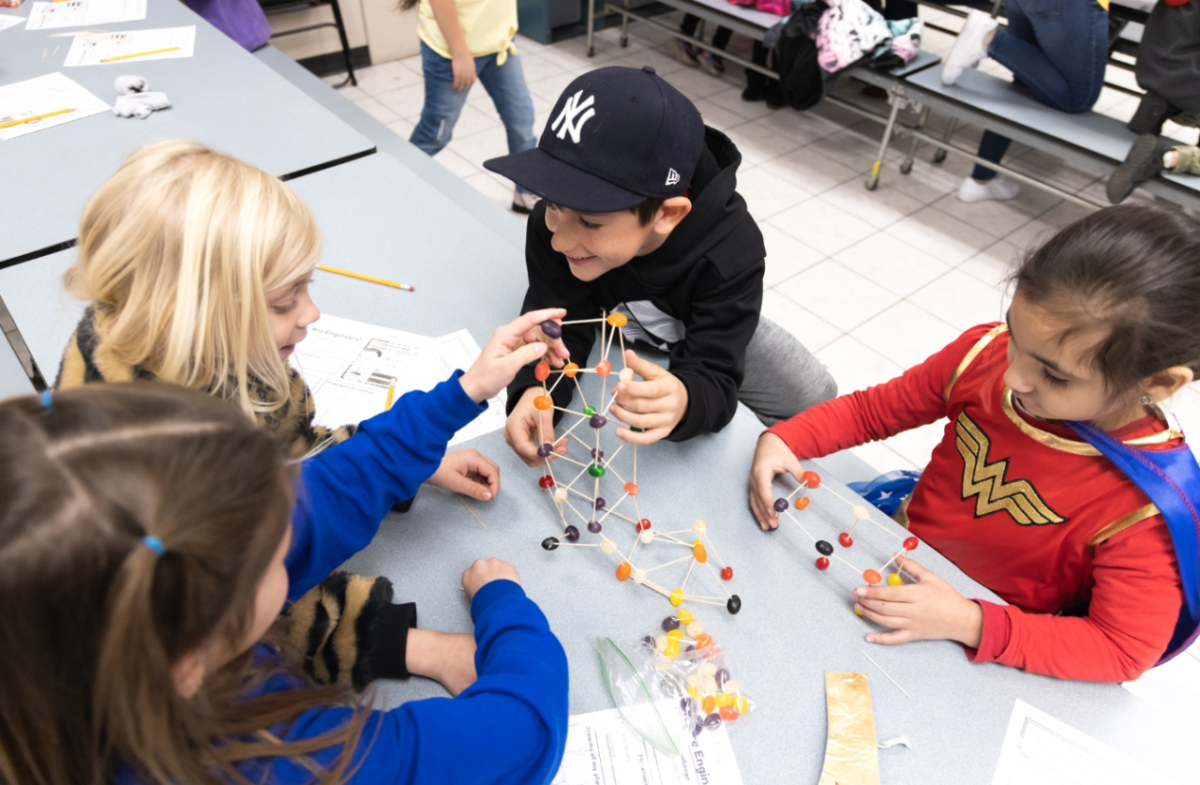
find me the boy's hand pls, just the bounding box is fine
[853,560,984,648]
[405,629,478,696]
[462,557,521,600]
[426,448,499,501]
[451,51,477,91]
[504,387,568,467]
[459,308,569,404]
[609,350,688,445]
[748,432,806,530]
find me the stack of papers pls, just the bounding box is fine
[65,25,195,66]
[25,0,145,30]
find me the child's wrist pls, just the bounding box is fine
[956,599,984,649]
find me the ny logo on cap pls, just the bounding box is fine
[665,168,680,187]
[552,91,596,144]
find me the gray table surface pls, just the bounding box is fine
[0,0,375,263]
[1,155,1193,784]
[0,332,33,398]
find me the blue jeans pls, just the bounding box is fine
[971,0,1108,180]
[409,42,537,190]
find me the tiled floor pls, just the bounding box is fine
[327,8,1200,474]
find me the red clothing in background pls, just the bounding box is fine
[768,323,1185,682]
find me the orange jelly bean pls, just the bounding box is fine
[695,634,712,649]
[624,482,639,496]
[702,696,716,714]
[795,497,810,510]
[606,313,628,327]
[863,569,882,585]
[692,542,708,563]
[534,396,552,411]
[616,562,632,581]
[564,362,580,378]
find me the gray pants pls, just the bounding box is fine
[739,316,837,426]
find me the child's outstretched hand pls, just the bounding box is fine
[459,308,570,404]
[427,448,500,501]
[748,432,807,530]
[405,629,478,696]
[609,350,688,444]
[461,557,522,600]
[853,560,984,648]
[505,387,569,467]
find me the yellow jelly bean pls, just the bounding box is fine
[854,604,864,617]
[736,696,749,714]
[887,573,903,586]
[666,629,684,641]
[677,608,694,625]
[665,640,680,657]
[714,693,735,708]
[688,686,700,699]
[670,589,684,607]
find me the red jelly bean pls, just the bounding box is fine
[538,476,554,489]
[637,518,652,532]
[838,532,853,547]
[596,360,612,377]
[534,361,550,382]
[904,536,919,551]
[863,569,882,585]
[802,471,821,488]
[816,557,830,570]
[719,705,739,721]
[721,566,733,580]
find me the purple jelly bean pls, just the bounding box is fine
[589,414,608,429]
[773,498,788,513]
[564,525,579,542]
[662,616,680,631]
[587,521,601,533]
[537,443,553,458]
[704,713,722,728]
[715,668,730,688]
[541,320,562,339]
[591,448,605,460]
[594,496,606,510]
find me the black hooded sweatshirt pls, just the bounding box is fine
[506,127,766,442]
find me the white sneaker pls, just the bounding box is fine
[512,190,539,214]
[957,176,1019,202]
[942,11,998,86]
[667,38,699,67]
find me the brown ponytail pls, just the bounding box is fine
[0,384,368,785]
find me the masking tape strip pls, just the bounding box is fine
[818,671,881,785]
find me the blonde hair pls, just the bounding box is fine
[66,141,322,416]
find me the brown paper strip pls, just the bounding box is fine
[818,671,880,785]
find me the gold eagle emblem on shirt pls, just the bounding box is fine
[955,411,1065,525]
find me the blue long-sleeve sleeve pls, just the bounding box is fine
[285,372,486,600]
[268,580,570,785]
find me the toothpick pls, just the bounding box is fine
[861,650,911,698]
[458,497,485,528]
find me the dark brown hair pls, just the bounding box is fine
[1013,204,1200,398]
[0,383,367,785]
[630,198,665,226]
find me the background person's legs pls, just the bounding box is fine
[738,317,837,426]
[409,42,473,156]
[476,54,537,194]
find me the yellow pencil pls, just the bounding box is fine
[384,379,396,411]
[0,108,74,130]
[101,46,181,63]
[317,264,415,292]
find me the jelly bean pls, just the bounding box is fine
[904,536,919,551]
[655,635,668,653]
[625,482,639,496]
[632,568,646,583]
[666,629,684,641]
[552,488,568,503]
[703,713,722,728]
[816,557,830,570]
[692,719,704,738]
[686,672,702,688]
[695,634,713,649]
[686,686,699,700]
[639,530,655,544]
[607,313,628,327]
[588,463,606,478]
[565,525,579,541]
[723,680,740,696]
[686,621,705,638]
[582,405,596,416]
[715,668,730,688]
[593,497,606,510]
[536,443,553,458]
[773,498,789,513]
[815,540,833,556]
[600,539,616,554]
[564,362,579,378]
[863,569,882,585]
[619,368,634,382]
[662,616,680,632]
[719,705,739,722]
[677,608,694,625]
[540,320,562,339]
[534,361,550,382]
[685,644,696,653]
[727,595,742,614]
[839,532,854,547]
[670,588,684,607]
[721,566,734,580]
[534,396,552,411]
[542,537,559,551]
[702,676,719,695]
[699,662,716,678]
[702,696,716,714]
[692,543,708,563]
[588,521,602,533]
[637,518,652,532]
[596,360,612,377]
[665,640,681,657]
[591,449,605,461]
[640,635,655,652]
[630,426,645,432]
[795,497,810,510]
[616,562,632,581]
[653,656,674,671]
[853,505,870,520]
[693,519,707,534]
[538,476,554,489]
[681,697,695,715]
[803,470,821,488]
[854,604,864,617]
[887,573,902,586]
[714,694,735,708]
[736,696,749,714]
[589,414,608,428]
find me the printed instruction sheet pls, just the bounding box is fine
[290,314,506,446]
[64,25,194,66]
[991,699,1179,785]
[25,0,145,30]
[0,72,109,141]
[0,12,24,31]
[551,706,744,785]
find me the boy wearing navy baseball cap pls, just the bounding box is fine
[485,66,835,463]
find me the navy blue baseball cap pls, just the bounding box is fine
[484,66,705,213]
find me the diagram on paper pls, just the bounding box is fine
[64,25,195,66]
[0,73,109,141]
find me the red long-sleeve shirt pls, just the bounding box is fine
[768,323,1185,682]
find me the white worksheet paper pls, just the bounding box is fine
[551,707,744,785]
[0,12,25,31]
[1122,644,1200,741]
[64,25,194,66]
[0,72,109,141]
[991,699,1180,785]
[25,0,145,30]
[290,315,506,446]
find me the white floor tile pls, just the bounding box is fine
[760,222,825,286]
[386,118,415,139]
[929,183,1060,239]
[886,206,997,265]
[907,269,1009,332]
[767,146,863,195]
[354,60,424,96]
[705,86,779,121]
[761,290,843,353]
[958,240,1020,290]
[723,122,806,167]
[822,178,926,230]
[372,82,426,120]
[739,165,814,221]
[351,95,401,125]
[815,334,905,396]
[770,198,878,257]
[833,232,951,298]
[431,148,480,178]
[850,300,960,369]
[774,259,900,332]
[692,98,752,132]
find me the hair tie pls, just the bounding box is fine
[141,536,166,557]
[39,390,52,409]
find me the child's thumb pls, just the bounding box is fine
[510,341,549,370]
[624,349,661,379]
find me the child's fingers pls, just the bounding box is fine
[853,585,911,604]
[503,342,550,376]
[897,559,930,581]
[614,425,662,445]
[864,629,916,645]
[507,308,568,342]
[855,603,911,632]
[752,472,778,530]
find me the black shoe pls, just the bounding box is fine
[1129,91,1177,136]
[742,76,765,102]
[1107,134,1173,203]
[764,79,785,110]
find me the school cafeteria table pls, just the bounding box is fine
[0,155,1193,784]
[0,0,375,265]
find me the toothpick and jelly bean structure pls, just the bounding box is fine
[535,313,742,615]
[775,471,920,597]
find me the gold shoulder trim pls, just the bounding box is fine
[944,324,1008,402]
[1001,389,1183,456]
[1087,503,1160,547]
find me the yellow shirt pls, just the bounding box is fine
[418,0,519,62]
